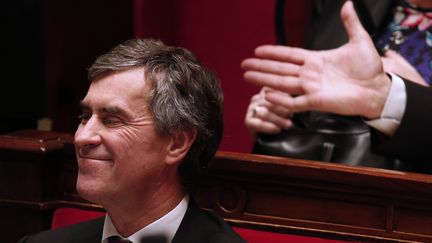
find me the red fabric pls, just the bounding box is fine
[233,227,356,243]
[51,207,105,229]
[133,0,277,153]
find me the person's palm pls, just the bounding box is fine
[243,1,391,119]
[298,30,386,117]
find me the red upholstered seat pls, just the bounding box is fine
[233,227,357,243]
[51,207,105,229]
[51,208,358,242]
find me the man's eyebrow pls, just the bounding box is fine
[79,101,131,118]
[100,106,130,117]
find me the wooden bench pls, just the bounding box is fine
[1,130,432,242]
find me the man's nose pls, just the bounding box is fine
[74,116,102,147]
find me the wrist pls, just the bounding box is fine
[363,73,406,136]
[364,73,392,119]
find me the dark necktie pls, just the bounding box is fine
[107,235,133,243]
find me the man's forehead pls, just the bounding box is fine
[88,70,149,97]
[91,68,149,90]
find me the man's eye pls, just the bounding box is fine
[78,114,91,124]
[103,117,121,126]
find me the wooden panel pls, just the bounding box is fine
[195,152,432,242]
[0,156,43,201]
[246,191,387,229]
[2,130,432,242]
[395,207,432,235]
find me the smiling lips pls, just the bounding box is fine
[77,146,112,161]
[79,156,112,161]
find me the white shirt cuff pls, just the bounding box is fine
[364,73,406,136]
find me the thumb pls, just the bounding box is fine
[340,1,369,43]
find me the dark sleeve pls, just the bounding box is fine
[305,0,393,50]
[304,0,347,50]
[373,80,432,172]
[15,217,104,243]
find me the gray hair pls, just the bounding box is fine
[88,39,223,189]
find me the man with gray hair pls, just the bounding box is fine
[20,39,245,243]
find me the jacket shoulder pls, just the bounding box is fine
[173,200,246,243]
[19,216,105,243]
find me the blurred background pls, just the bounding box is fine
[0,0,279,153]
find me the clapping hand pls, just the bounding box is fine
[242,1,392,120]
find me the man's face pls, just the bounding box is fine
[74,68,171,205]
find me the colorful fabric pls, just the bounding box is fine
[376,1,432,84]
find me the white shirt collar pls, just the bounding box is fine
[101,195,189,243]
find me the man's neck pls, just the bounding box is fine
[104,179,185,237]
[102,195,189,243]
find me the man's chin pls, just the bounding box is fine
[76,179,105,204]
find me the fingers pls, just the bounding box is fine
[241,58,301,76]
[243,71,304,95]
[245,105,292,135]
[265,90,312,113]
[241,45,313,95]
[253,45,308,64]
[254,106,292,126]
[245,89,293,136]
[241,53,304,94]
[246,119,285,135]
[247,91,292,122]
[340,0,369,43]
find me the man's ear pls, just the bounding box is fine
[165,129,197,165]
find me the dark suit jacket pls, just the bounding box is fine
[19,199,245,243]
[305,0,432,171]
[304,0,394,50]
[374,80,432,172]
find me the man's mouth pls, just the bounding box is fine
[77,147,112,161]
[78,156,112,161]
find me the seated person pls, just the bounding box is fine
[20,39,245,243]
[242,0,432,172]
